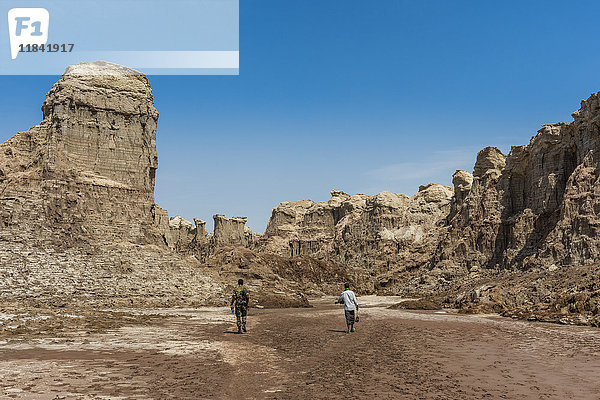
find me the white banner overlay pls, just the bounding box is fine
[1,1,238,75]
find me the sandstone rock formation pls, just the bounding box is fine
[212,214,253,247]
[0,61,160,247]
[249,91,600,323]
[0,62,221,307]
[0,61,348,309]
[435,93,600,271]
[260,185,453,278]
[3,61,600,326]
[452,170,473,206]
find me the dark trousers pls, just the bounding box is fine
[344,309,355,325]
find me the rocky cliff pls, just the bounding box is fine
[257,93,600,273]
[249,91,600,324]
[259,185,453,287]
[0,62,161,246]
[436,93,600,271]
[0,62,222,307]
[3,61,600,326]
[0,62,345,310]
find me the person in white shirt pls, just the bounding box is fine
[336,282,359,333]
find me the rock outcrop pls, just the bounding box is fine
[452,170,473,205]
[4,61,600,326]
[212,214,253,247]
[250,91,600,323]
[260,185,453,277]
[0,62,221,306]
[0,61,162,248]
[0,61,345,308]
[435,93,600,271]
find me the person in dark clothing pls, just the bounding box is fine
[230,279,249,334]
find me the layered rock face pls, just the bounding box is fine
[436,93,600,270]
[260,185,453,276]
[0,61,160,247]
[212,215,253,247]
[42,62,159,191]
[257,93,600,273]
[251,91,600,322]
[5,61,600,323]
[0,62,220,306]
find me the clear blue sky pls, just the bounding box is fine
[2,0,600,232]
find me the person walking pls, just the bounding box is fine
[336,283,359,333]
[230,279,249,334]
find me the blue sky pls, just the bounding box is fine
[2,0,600,232]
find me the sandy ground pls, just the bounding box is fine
[1,296,600,399]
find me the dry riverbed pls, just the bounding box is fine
[1,296,599,399]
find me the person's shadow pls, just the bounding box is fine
[327,329,348,333]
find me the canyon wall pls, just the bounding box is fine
[435,93,600,270]
[255,92,600,275]
[0,62,221,307]
[259,185,453,276]
[3,61,600,322]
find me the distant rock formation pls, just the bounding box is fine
[259,185,453,275]
[0,61,348,307]
[193,218,208,243]
[212,214,253,247]
[255,88,600,275]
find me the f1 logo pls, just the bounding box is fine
[7,8,49,60]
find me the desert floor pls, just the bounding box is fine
[1,296,600,399]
